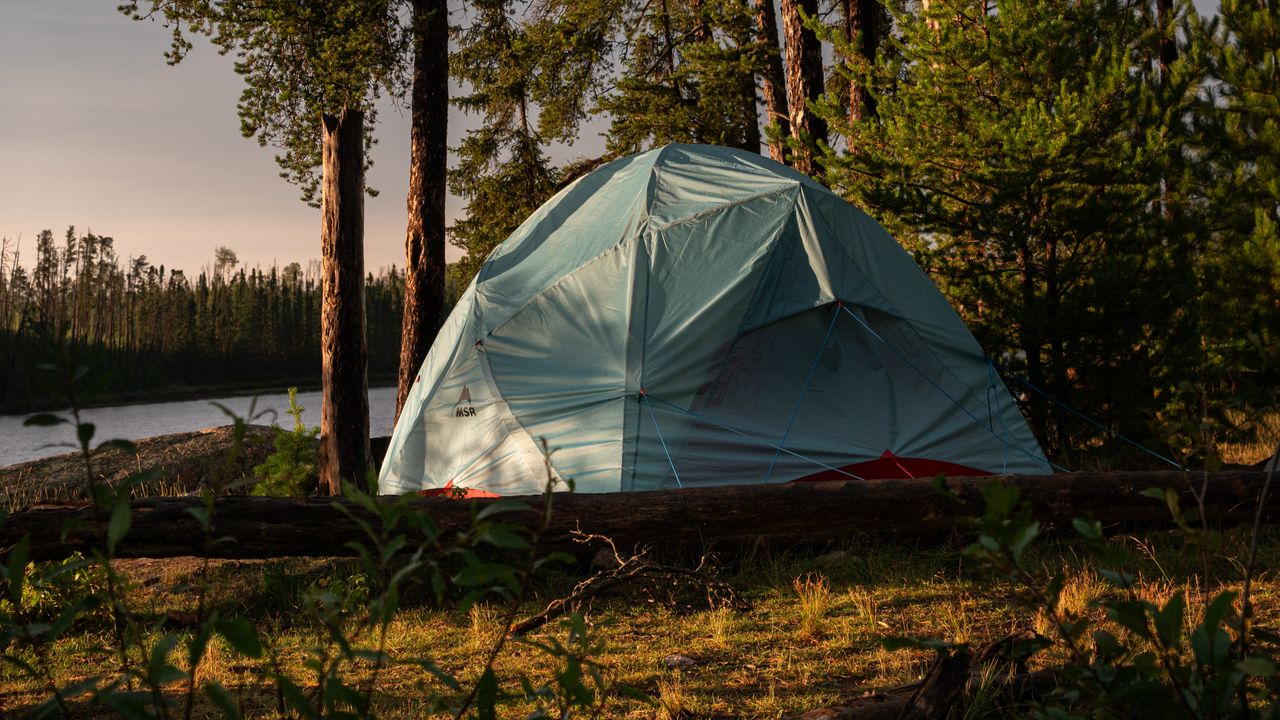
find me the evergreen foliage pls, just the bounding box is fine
[818,0,1206,460]
[448,0,559,284]
[0,235,415,413]
[252,388,320,497]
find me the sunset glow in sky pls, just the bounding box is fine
[0,0,603,276]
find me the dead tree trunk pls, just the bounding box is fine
[754,0,791,163]
[780,0,827,175]
[396,0,450,424]
[3,472,1275,561]
[318,108,371,496]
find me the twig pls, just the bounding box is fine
[511,529,748,635]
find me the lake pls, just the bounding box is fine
[0,386,399,467]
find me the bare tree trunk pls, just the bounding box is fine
[754,0,791,163]
[396,0,450,425]
[844,0,878,126]
[319,108,371,496]
[780,0,827,175]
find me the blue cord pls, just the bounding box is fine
[764,306,843,483]
[986,360,1012,473]
[646,392,867,481]
[991,361,1184,470]
[840,305,1065,473]
[641,392,683,488]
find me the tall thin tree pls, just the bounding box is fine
[396,0,450,423]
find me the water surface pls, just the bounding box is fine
[0,386,398,467]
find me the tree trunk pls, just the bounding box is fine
[396,0,450,424]
[1156,0,1177,80]
[754,0,791,163]
[781,0,827,175]
[318,108,371,496]
[6,471,1274,561]
[844,0,878,126]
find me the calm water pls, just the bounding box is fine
[0,386,398,467]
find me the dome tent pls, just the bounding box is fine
[380,143,1050,496]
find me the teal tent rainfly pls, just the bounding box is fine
[380,144,1051,496]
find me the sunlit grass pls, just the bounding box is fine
[3,527,1277,717]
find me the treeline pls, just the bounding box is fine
[446,0,1280,463]
[0,228,419,413]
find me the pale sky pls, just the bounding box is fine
[0,0,606,275]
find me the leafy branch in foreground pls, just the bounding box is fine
[947,475,1280,719]
[1,348,640,717]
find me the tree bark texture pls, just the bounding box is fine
[4,472,1274,561]
[396,0,450,424]
[844,0,878,125]
[780,0,827,174]
[319,109,371,496]
[1157,0,1177,80]
[754,0,792,163]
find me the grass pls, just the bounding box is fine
[3,411,1276,716]
[3,526,1278,718]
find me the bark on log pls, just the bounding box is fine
[2,471,1274,561]
[318,108,372,495]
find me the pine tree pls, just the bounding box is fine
[448,0,559,285]
[820,0,1203,460]
[1199,0,1280,400]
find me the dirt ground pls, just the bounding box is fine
[0,425,277,510]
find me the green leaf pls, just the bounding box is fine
[99,690,155,720]
[189,621,214,669]
[1072,518,1103,542]
[185,505,212,530]
[1191,626,1231,667]
[1153,593,1185,650]
[204,681,241,720]
[1106,599,1154,640]
[1239,656,1277,677]
[402,658,460,690]
[453,562,517,589]
[476,525,530,550]
[980,480,1020,520]
[277,675,318,719]
[215,618,263,658]
[880,636,954,651]
[76,422,96,450]
[23,413,64,427]
[1098,567,1136,589]
[5,535,30,605]
[617,683,658,706]
[148,634,185,685]
[107,497,132,554]
[930,473,957,500]
[1010,520,1040,563]
[1139,487,1168,502]
[476,498,533,521]
[476,666,498,720]
[1202,590,1237,632]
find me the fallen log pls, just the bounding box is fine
[0,471,1274,561]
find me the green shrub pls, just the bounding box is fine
[252,387,319,496]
